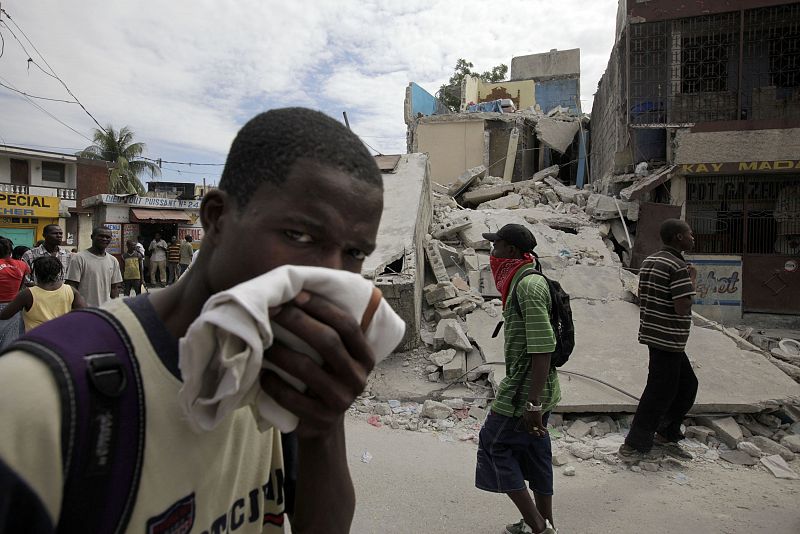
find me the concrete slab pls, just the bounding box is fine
[535,118,580,154]
[554,300,800,413]
[362,153,430,277]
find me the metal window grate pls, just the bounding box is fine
[685,175,800,255]
[742,4,800,120]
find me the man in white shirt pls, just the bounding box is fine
[148,232,168,287]
[66,226,123,307]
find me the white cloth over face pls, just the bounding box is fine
[178,265,406,433]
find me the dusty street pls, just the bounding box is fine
[343,415,800,534]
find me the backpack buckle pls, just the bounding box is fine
[86,353,127,397]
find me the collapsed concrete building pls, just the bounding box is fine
[362,154,432,351]
[403,49,590,191]
[591,0,800,325]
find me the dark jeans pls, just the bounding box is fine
[123,279,143,297]
[625,347,698,452]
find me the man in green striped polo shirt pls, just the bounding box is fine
[619,219,698,462]
[475,224,558,534]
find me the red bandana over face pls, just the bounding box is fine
[490,253,534,305]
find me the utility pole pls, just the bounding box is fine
[342,111,351,130]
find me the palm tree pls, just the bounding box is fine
[78,125,160,195]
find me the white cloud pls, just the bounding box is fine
[0,0,619,181]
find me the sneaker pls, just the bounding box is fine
[505,519,531,534]
[504,519,556,534]
[654,434,694,459]
[617,443,663,463]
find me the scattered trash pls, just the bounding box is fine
[671,472,689,485]
[360,450,373,464]
[367,415,382,428]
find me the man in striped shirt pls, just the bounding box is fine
[475,224,557,534]
[619,219,698,462]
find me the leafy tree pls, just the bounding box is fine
[78,125,160,195]
[438,59,509,112]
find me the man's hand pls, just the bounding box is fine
[260,291,375,439]
[687,262,697,282]
[522,409,547,437]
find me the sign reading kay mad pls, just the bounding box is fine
[685,255,742,307]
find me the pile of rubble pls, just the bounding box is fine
[349,395,800,480]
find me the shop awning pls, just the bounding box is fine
[129,208,192,223]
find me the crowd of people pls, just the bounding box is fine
[0,225,196,347]
[0,108,700,534]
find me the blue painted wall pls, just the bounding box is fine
[410,83,449,118]
[535,78,580,113]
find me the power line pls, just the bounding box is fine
[0,79,77,103]
[161,166,223,176]
[0,7,107,134]
[143,157,225,167]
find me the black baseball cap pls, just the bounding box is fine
[482,224,537,253]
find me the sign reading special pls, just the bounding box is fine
[0,193,60,218]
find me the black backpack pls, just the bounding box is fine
[508,268,575,367]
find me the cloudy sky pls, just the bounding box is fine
[0,0,618,185]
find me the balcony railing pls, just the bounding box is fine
[0,183,77,200]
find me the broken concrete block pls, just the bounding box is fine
[434,308,457,321]
[468,406,487,421]
[736,441,763,458]
[696,416,743,449]
[465,347,484,381]
[535,118,580,154]
[552,451,570,466]
[434,319,471,351]
[458,218,491,250]
[591,421,612,437]
[585,194,629,221]
[424,235,450,284]
[432,214,473,240]
[424,282,457,305]
[610,219,633,250]
[563,465,576,476]
[542,189,560,205]
[780,434,800,453]
[430,349,457,366]
[427,371,441,382]
[749,436,795,462]
[478,192,522,210]
[442,398,465,410]
[718,447,749,464]
[760,455,799,479]
[531,164,561,182]
[567,419,592,439]
[479,268,501,298]
[442,350,467,381]
[462,183,515,205]
[598,222,611,238]
[544,177,581,204]
[373,403,392,416]
[467,270,481,291]
[440,295,469,308]
[567,442,594,460]
[421,400,453,420]
[422,307,436,322]
[448,165,487,197]
[436,241,462,267]
[461,248,479,272]
[451,275,470,293]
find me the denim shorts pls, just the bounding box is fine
[475,411,553,495]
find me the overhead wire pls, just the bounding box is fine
[0,7,107,134]
[0,79,77,103]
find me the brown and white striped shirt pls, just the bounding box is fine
[638,247,696,352]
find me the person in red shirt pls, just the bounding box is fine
[0,236,30,349]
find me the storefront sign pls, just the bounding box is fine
[178,226,204,243]
[685,254,743,322]
[681,160,800,174]
[0,193,59,218]
[83,194,201,210]
[105,223,123,255]
[123,223,140,247]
